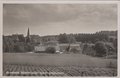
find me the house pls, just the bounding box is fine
[34,41,81,53]
[34,41,60,53]
[34,44,46,52]
[59,43,81,52]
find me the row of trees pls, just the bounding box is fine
[3,35,34,52]
[83,40,117,57]
[44,40,117,56]
[58,34,76,43]
[58,33,110,44]
[3,31,117,53]
[58,31,117,44]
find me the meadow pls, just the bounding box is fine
[3,53,117,76]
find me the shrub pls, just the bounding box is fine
[94,41,108,57]
[25,44,34,52]
[70,48,79,53]
[82,43,88,54]
[14,44,25,52]
[83,44,96,56]
[45,47,56,53]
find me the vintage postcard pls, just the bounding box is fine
[0,0,119,77]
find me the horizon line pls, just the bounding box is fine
[3,30,117,37]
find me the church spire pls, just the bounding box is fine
[27,27,30,37]
[26,27,31,43]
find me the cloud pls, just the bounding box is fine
[3,4,117,35]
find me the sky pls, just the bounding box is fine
[3,4,117,36]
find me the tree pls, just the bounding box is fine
[45,47,56,53]
[70,48,79,53]
[82,43,88,54]
[58,33,69,43]
[94,41,108,57]
[66,44,71,52]
[17,34,25,42]
[68,34,76,43]
[113,38,117,53]
[105,43,115,52]
[25,43,34,52]
[14,44,25,52]
[3,36,15,52]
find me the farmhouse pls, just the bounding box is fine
[34,41,81,53]
[34,41,59,52]
[59,43,81,52]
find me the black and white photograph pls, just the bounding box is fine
[3,3,118,76]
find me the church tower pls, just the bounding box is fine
[26,27,31,43]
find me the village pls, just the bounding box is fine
[3,28,117,57]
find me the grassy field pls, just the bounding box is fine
[3,53,117,76]
[3,53,117,67]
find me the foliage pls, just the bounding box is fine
[82,43,96,56]
[3,35,34,52]
[14,44,25,52]
[3,31,117,53]
[94,41,108,57]
[58,33,77,44]
[82,43,88,53]
[70,48,79,53]
[45,47,56,53]
[68,34,76,43]
[3,36,15,52]
[113,39,117,53]
[105,43,115,54]
[58,33,69,43]
[74,33,109,43]
[25,43,34,52]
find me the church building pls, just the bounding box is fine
[26,28,31,43]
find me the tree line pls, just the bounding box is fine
[3,31,117,54]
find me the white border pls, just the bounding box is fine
[0,1,119,78]
[0,0,3,77]
[0,1,119,4]
[117,1,120,78]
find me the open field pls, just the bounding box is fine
[3,53,117,76]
